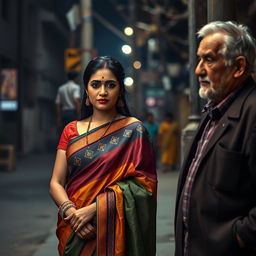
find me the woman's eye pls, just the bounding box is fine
[107,82,116,89]
[91,82,100,88]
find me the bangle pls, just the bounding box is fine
[61,203,76,219]
[59,200,72,209]
[58,200,76,220]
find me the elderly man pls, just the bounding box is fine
[175,21,256,256]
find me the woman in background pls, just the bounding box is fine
[158,112,179,172]
[49,56,157,256]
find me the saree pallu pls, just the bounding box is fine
[57,117,157,256]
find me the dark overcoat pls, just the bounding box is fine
[175,77,256,256]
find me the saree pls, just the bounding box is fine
[57,117,157,256]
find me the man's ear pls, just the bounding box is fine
[233,56,247,78]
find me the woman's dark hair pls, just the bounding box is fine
[80,56,131,119]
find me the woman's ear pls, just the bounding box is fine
[233,56,247,78]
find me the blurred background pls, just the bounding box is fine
[0,1,255,255]
[0,0,255,155]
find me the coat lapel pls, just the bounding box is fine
[176,114,209,200]
[199,117,230,161]
[199,78,256,162]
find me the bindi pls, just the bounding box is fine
[101,76,105,79]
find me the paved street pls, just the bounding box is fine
[0,152,178,256]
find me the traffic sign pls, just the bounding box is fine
[64,48,81,72]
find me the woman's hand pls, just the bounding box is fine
[76,223,96,240]
[64,203,96,232]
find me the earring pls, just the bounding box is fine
[85,97,91,106]
[117,97,124,107]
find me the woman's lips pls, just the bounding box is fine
[97,99,109,104]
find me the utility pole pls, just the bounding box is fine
[80,0,93,70]
[129,0,141,117]
[207,0,236,21]
[181,0,207,161]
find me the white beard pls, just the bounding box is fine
[198,74,228,101]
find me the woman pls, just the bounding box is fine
[158,112,179,172]
[50,56,157,256]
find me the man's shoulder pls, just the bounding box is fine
[233,79,256,116]
[58,81,69,89]
[243,78,256,99]
[69,81,80,89]
[235,77,256,100]
[59,81,80,90]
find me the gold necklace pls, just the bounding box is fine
[85,114,117,146]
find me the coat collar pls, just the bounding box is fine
[226,76,256,119]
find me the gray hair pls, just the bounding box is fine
[197,21,256,72]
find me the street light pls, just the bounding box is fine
[133,60,142,69]
[121,44,132,55]
[124,77,134,87]
[124,26,134,36]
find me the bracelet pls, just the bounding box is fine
[61,203,76,219]
[59,200,72,210]
[58,200,76,219]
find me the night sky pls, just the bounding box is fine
[92,0,131,73]
[58,0,132,75]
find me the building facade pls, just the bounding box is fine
[0,0,69,153]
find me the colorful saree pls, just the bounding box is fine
[57,117,157,256]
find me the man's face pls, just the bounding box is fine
[147,115,153,123]
[195,32,236,102]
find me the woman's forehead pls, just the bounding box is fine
[90,68,116,80]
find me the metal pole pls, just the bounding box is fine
[180,0,202,162]
[129,0,140,117]
[17,0,25,152]
[188,0,200,117]
[80,0,93,70]
[207,0,236,22]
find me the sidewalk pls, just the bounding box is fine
[32,170,178,256]
[33,227,58,256]
[0,151,178,255]
[0,152,58,256]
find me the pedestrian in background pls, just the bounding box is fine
[50,56,157,256]
[175,21,256,256]
[55,72,81,130]
[143,112,159,152]
[158,112,179,172]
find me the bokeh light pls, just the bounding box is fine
[133,61,142,69]
[121,45,132,54]
[124,26,134,36]
[124,77,134,87]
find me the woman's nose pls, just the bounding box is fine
[99,85,107,95]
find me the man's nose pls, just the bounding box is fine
[195,60,205,76]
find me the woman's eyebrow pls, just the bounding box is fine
[90,80,117,83]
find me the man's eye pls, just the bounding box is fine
[206,58,212,62]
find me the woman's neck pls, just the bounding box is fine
[91,109,118,124]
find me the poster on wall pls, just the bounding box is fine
[0,69,18,111]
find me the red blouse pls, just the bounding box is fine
[57,121,79,150]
